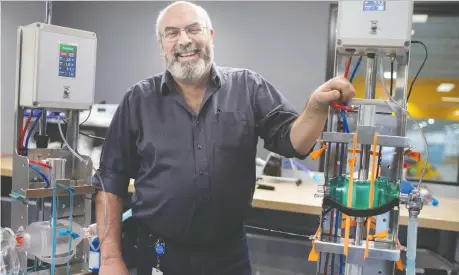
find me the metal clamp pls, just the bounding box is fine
[407,189,423,217]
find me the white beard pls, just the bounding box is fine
[162,44,214,84]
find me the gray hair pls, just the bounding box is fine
[155,1,213,40]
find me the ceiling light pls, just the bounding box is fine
[411,29,415,36]
[383,72,397,79]
[420,121,428,127]
[442,97,459,103]
[412,14,428,23]
[436,83,455,93]
[428,119,434,124]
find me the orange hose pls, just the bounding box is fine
[365,133,379,258]
[344,133,358,256]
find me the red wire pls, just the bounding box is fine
[331,56,353,114]
[29,159,52,169]
[331,104,353,112]
[19,112,33,155]
[344,56,352,79]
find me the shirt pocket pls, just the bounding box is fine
[213,111,250,150]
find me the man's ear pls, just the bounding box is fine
[209,28,215,41]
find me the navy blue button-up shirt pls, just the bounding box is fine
[94,64,309,246]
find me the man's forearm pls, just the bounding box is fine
[290,100,328,155]
[96,191,124,261]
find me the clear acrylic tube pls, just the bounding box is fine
[406,215,418,275]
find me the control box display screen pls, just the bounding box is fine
[59,44,77,78]
[363,1,385,11]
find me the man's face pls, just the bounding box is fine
[158,4,214,84]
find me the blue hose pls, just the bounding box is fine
[335,57,361,274]
[66,186,74,275]
[23,111,42,156]
[51,186,57,275]
[122,209,133,222]
[282,159,310,173]
[340,110,350,133]
[349,57,362,83]
[28,164,50,188]
[331,211,341,275]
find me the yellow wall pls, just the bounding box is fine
[351,75,459,120]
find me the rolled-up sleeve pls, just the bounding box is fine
[92,89,140,199]
[250,72,313,160]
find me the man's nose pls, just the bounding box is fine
[177,30,192,45]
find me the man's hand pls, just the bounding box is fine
[308,76,356,113]
[99,257,129,275]
[290,76,356,155]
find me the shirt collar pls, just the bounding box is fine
[160,63,222,94]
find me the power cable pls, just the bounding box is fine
[407,40,428,101]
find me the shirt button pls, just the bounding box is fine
[196,120,200,126]
[197,145,202,149]
[199,171,204,175]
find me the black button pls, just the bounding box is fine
[197,145,202,149]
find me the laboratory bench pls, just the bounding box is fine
[2,156,459,274]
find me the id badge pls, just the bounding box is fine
[152,267,163,275]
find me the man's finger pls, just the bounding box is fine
[327,77,355,96]
[316,90,341,104]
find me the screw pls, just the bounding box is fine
[404,41,410,47]
[337,39,342,45]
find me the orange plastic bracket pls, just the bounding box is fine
[310,140,327,160]
[308,227,321,262]
[365,133,379,259]
[367,229,388,241]
[344,133,358,256]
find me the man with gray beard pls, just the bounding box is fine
[94,1,356,275]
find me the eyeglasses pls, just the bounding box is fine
[162,24,207,42]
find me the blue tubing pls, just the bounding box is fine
[28,164,50,188]
[340,110,350,133]
[51,186,57,275]
[349,57,362,83]
[66,186,74,275]
[23,111,42,156]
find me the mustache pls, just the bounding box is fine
[173,44,201,55]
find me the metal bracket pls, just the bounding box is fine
[314,239,400,262]
[322,132,410,148]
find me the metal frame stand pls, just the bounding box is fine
[10,3,95,273]
[313,33,420,275]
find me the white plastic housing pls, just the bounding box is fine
[19,23,97,110]
[336,0,413,55]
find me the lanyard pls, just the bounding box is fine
[155,238,166,270]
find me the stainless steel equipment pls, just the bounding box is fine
[8,2,97,274]
[311,1,425,275]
